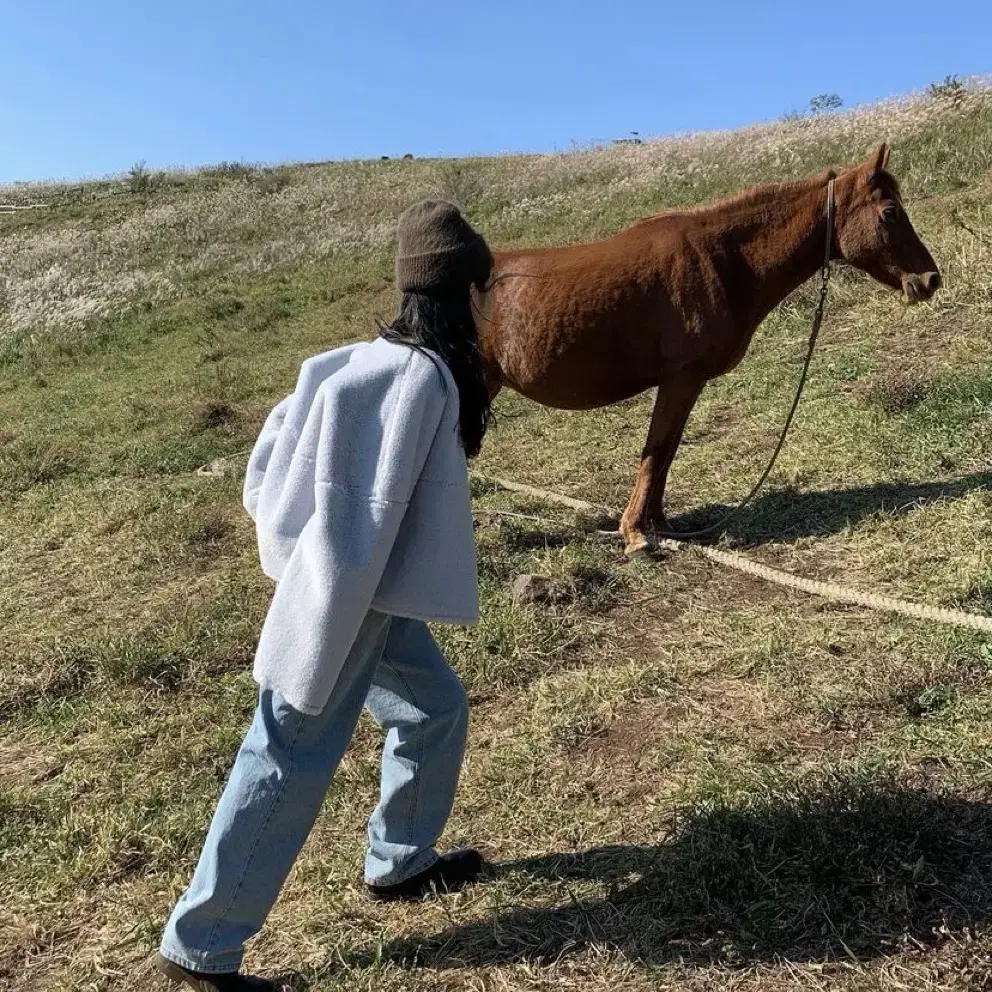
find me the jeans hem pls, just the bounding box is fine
[159,941,244,974]
[364,848,439,887]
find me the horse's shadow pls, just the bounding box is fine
[666,470,992,547]
[320,777,992,978]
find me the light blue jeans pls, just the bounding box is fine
[159,611,469,974]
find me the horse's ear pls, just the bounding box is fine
[870,142,891,172]
[857,142,891,188]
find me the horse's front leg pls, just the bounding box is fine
[620,377,704,556]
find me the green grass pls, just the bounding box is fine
[1,85,991,991]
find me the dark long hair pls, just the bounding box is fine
[378,289,495,458]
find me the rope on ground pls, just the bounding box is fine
[475,474,992,637]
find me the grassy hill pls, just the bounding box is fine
[2,83,991,991]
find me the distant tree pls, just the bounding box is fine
[127,160,151,194]
[809,93,843,115]
[928,74,965,102]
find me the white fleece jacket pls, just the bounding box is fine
[242,337,478,715]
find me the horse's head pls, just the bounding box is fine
[834,143,941,304]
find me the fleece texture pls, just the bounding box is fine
[242,337,478,714]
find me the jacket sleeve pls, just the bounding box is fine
[242,395,292,524]
[242,350,355,579]
[250,353,449,715]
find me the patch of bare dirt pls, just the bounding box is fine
[882,311,968,364]
[749,710,880,766]
[570,678,777,803]
[607,555,790,654]
[570,698,686,804]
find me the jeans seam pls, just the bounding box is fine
[201,704,307,957]
[379,653,427,846]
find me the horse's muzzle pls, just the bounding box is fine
[903,270,942,303]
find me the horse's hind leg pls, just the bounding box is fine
[620,377,704,556]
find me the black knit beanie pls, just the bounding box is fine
[395,200,494,293]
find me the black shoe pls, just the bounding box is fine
[155,953,275,991]
[366,848,484,902]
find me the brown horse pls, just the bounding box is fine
[474,143,941,555]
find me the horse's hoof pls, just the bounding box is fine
[623,534,654,559]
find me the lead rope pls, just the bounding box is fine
[474,474,992,636]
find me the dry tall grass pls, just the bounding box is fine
[3,81,990,340]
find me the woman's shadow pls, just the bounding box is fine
[325,776,992,976]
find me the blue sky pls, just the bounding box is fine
[2,0,988,183]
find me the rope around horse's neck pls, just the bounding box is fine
[651,178,837,542]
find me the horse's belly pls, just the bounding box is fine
[502,353,657,410]
[483,286,672,409]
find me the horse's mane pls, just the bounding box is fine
[631,163,902,229]
[629,169,835,229]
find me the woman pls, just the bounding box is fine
[157,201,496,991]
